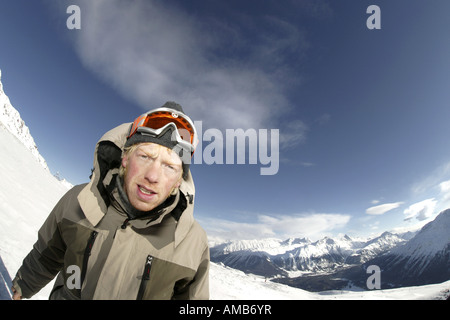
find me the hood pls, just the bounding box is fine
[77,122,196,247]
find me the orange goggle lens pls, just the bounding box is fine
[128,110,196,146]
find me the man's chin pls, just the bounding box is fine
[129,198,158,212]
[135,204,157,212]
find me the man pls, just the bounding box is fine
[11,102,209,300]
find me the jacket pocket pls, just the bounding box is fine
[136,255,153,300]
[80,230,98,290]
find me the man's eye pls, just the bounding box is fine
[164,163,181,174]
[138,153,153,161]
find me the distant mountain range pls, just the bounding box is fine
[210,231,412,277]
[210,210,450,291]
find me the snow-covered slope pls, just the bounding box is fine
[0,70,73,299]
[347,232,407,264]
[210,262,450,300]
[366,209,450,287]
[391,209,450,259]
[0,123,71,299]
[211,211,449,291]
[0,70,48,171]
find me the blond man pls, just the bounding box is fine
[12,102,209,300]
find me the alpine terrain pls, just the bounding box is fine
[0,68,449,300]
[210,211,450,291]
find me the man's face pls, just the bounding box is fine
[122,143,183,212]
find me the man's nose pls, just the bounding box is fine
[144,161,161,183]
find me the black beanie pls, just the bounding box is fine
[124,101,191,180]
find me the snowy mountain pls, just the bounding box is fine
[0,70,73,189]
[0,69,448,300]
[211,211,450,291]
[346,231,407,264]
[210,232,408,278]
[210,262,450,300]
[0,70,73,300]
[0,70,48,171]
[363,209,450,288]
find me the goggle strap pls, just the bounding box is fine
[137,124,195,154]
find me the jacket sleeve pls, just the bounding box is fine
[173,245,210,300]
[12,191,69,299]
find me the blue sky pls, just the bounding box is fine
[2,0,450,241]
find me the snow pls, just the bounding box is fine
[0,72,449,300]
[210,262,450,300]
[0,71,49,170]
[0,126,68,300]
[391,209,450,260]
[210,231,409,275]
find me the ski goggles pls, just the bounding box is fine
[127,107,198,156]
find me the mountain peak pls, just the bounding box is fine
[392,208,450,259]
[0,70,49,171]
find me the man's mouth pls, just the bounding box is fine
[138,185,156,195]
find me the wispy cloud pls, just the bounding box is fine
[439,179,450,202]
[199,212,351,242]
[406,162,450,218]
[403,198,437,221]
[410,161,450,195]
[366,202,403,215]
[58,0,314,148]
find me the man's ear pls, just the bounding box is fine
[175,175,183,189]
[122,154,128,169]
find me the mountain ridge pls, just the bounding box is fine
[210,210,449,291]
[0,69,73,188]
[360,209,450,288]
[0,69,49,171]
[210,230,410,277]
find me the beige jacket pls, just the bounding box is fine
[13,123,209,300]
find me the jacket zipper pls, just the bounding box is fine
[80,230,98,291]
[137,255,153,300]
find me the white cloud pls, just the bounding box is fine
[406,164,450,215]
[439,180,450,197]
[366,202,403,215]
[199,218,277,243]
[403,198,437,221]
[258,213,351,239]
[410,161,450,195]
[59,0,309,149]
[199,213,351,242]
[279,119,308,149]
